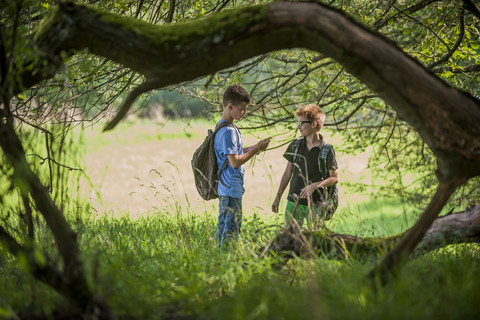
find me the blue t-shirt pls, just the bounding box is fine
[214,120,244,198]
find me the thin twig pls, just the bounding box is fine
[428,8,465,69]
[26,153,84,172]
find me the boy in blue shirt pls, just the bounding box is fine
[214,84,270,247]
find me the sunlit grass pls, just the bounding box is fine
[328,198,417,237]
[2,197,479,319]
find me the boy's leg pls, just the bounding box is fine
[220,196,242,247]
[215,196,228,246]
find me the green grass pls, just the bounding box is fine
[328,198,417,237]
[1,207,479,319]
[1,120,479,319]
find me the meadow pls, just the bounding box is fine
[1,118,479,319]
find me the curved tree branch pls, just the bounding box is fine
[26,0,479,180]
[369,178,465,283]
[264,204,480,259]
[103,79,161,131]
[324,96,367,127]
[0,119,101,314]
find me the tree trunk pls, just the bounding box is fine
[264,205,480,260]
[0,120,116,319]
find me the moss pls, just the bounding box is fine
[270,229,404,260]
[73,1,268,49]
[33,5,62,42]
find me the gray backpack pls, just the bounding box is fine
[191,122,232,200]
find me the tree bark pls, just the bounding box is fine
[415,204,480,254]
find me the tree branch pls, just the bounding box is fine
[264,205,480,259]
[103,79,161,131]
[433,63,480,74]
[0,119,94,311]
[166,0,176,23]
[324,96,367,127]
[369,178,465,283]
[462,0,480,19]
[428,8,465,69]
[21,194,34,239]
[414,204,480,255]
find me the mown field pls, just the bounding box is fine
[1,119,479,319]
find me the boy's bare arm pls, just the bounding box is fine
[322,168,339,187]
[227,138,270,168]
[272,162,293,213]
[242,145,255,153]
[276,162,293,198]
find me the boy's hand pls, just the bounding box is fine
[256,138,270,152]
[272,198,280,213]
[300,183,318,198]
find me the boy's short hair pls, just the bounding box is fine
[295,104,326,131]
[223,84,251,108]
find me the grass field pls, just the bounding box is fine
[1,118,479,319]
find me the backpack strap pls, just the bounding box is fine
[213,121,232,134]
[291,138,330,177]
[291,138,303,163]
[317,143,332,180]
[214,122,240,145]
[318,143,338,212]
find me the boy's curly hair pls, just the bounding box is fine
[223,84,251,108]
[295,104,326,131]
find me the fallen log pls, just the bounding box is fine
[262,205,480,260]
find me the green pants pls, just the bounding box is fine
[285,200,324,229]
